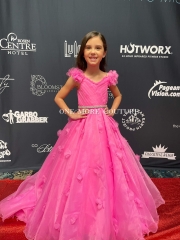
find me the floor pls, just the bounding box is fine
[0,168,180,180]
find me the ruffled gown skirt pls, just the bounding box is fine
[0,109,165,240]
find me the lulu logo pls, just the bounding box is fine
[64,40,81,57]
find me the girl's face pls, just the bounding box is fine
[83,36,106,68]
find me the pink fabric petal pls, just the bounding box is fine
[66,68,84,84]
[57,129,62,137]
[135,154,141,161]
[116,152,123,159]
[96,198,104,210]
[77,173,83,181]
[113,218,118,234]
[64,150,71,159]
[54,223,60,230]
[108,70,119,86]
[65,128,70,134]
[58,145,64,153]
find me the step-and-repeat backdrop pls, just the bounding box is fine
[0,0,180,171]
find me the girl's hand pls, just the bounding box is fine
[69,109,88,120]
[104,107,115,117]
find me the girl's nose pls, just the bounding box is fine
[91,48,95,53]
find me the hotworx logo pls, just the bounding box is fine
[142,144,176,160]
[0,140,11,162]
[2,111,48,124]
[0,75,15,94]
[64,40,81,57]
[0,33,36,55]
[30,75,61,96]
[122,109,145,131]
[148,80,180,99]
[120,43,172,59]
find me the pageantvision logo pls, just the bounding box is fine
[0,33,36,55]
[148,80,180,99]
[120,43,172,59]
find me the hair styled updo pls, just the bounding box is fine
[76,31,107,72]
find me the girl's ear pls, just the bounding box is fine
[103,51,107,58]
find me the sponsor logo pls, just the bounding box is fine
[122,109,145,131]
[124,0,180,4]
[142,144,176,160]
[0,75,14,94]
[31,144,53,153]
[123,0,180,3]
[173,124,180,128]
[64,40,81,57]
[108,89,114,99]
[148,80,180,99]
[120,43,172,58]
[0,33,36,55]
[57,108,145,131]
[0,140,11,162]
[30,75,61,96]
[2,110,48,124]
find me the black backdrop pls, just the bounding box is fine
[0,0,180,171]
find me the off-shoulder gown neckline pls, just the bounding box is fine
[82,71,109,84]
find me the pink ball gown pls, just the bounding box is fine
[0,68,165,240]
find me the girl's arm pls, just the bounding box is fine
[106,85,122,116]
[54,77,87,119]
[54,77,76,116]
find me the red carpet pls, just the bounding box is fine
[0,178,180,240]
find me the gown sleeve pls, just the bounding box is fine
[66,68,83,84]
[108,70,119,86]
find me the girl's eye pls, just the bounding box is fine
[85,46,102,50]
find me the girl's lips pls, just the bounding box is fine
[89,57,97,61]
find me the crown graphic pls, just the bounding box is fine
[153,80,165,87]
[152,144,168,153]
[148,80,167,99]
[126,115,141,124]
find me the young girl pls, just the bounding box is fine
[0,31,165,240]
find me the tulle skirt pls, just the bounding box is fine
[0,109,165,240]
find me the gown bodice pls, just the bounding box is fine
[67,68,119,107]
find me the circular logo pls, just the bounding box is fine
[30,75,47,96]
[122,109,145,131]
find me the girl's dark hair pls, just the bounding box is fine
[76,31,107,72]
